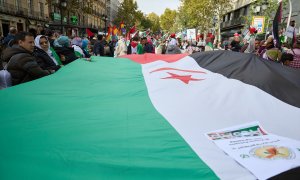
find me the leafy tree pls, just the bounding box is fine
[114,0,139,32]
[160,8,177,32]
[178,0,232,34]
[147,13,161,33]
[135,11,152,31]
[178,0,213,32]
[244,0,287,32]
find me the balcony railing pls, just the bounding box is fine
[0,2,47,21]
[220,16,246,29]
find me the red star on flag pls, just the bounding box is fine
[161,72,204,84]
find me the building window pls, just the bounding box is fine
[233,9,240,19]
[28,0,34,14]
[244,5,249,16]
[0,0,5,5]
[40,2,44,17]
[15,0,20,10]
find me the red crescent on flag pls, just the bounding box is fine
[150,67,206,74]
[161,72,204,84]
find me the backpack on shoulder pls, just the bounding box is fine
[0,63,12,89]
[0,53,23,90]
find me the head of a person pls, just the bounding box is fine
[53,32,60,39]
[35,35,49,52]
[282,42,289,48]
[28,28,37,38]
[260,40,266,46]
[97,34,103,41]
[290,20,295,27]
[15,32,35,53]
[71,37,82,47]
[9,27,17,35]
[82,39,89,49]
[54,36,70,48]
[265,35,274,47]
[141,37,147,44]
[233,33,240,41]
[281,52,294,66]
[205,37,211,43]
[170,33,176,39]
[255,40,260,49]
[45,29,54,38]
[132,36,139,42]
[265,41,274,49]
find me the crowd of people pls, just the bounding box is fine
[0,25,299,89]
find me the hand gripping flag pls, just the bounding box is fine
[0,51,299,179]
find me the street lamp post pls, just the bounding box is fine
[60,0,67,35]
[105,16,108,35]
[102,15,108,35]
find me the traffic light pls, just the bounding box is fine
[70,16,78,24]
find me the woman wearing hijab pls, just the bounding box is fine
[33,35,61,71]
[53,36,77,65]
[81,39,91,58]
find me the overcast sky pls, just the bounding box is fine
[135,0,181,16]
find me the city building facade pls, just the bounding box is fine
[47,0,109,36]
[220,0,251,39]
[0,0,113,37]
[0,0,49,37]
[220,0,300,40]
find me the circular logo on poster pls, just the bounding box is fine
[250,145,295,160]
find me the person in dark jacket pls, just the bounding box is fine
[143,37,154,53]
[44,29,56,48]
[230,33,241,52]
[33,35,61,71]
[2,27,17,47]
[2,32,53,86]
[93,35,105,56]
[53,36,77,65]
[81,39,91,58]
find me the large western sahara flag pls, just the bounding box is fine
[0,51,299,179]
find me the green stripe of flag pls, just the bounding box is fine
[0,57,218,179]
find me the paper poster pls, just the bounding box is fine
[206,122,300,179]
[252,16,265,34]
[187,29,196,41]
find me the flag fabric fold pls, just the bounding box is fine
[86,28,94,37]
[0,52,299,179]
[273,0,282,48]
